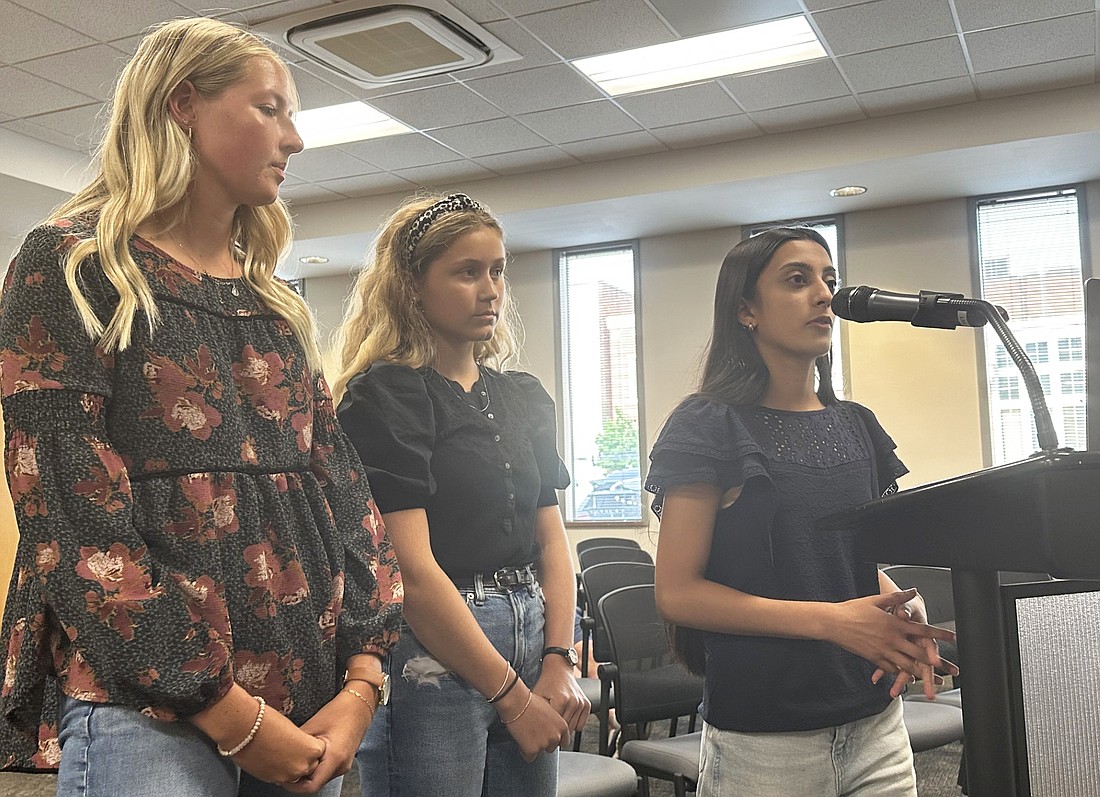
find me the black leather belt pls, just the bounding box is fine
[453,564,536,604]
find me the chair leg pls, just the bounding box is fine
[638,776,651,797]
[673,774,688,797]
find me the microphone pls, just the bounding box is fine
[832,286,1008,330]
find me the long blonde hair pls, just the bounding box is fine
[332,194,521,401]
[49,17,320,367]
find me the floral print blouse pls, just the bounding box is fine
[0,218,402,771]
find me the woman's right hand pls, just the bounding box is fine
[190,685,326,787]
[828,589,956,684]
[494,683,570,762]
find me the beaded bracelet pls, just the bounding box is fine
[502,691,533,725]
[218,696,266,757]
[344,687,377,722]
[488,668,520,705]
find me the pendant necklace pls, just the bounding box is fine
[439,367,493,418]
[174,236,241,296]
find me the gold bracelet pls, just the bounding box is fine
[217,696,266,757]
[502,691,533,725]
[487,661,512,703]
[344,687,377,722]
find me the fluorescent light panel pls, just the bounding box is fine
[295,101,413,149]
[573,16,827,96]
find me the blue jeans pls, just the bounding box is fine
[357,583,558,796]
[56,695,343,797]
[697,697,916,797]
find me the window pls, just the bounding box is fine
[973,187,1086,463]
[286,278,306,297]
[746,217,845,394]
[556,243,643,523]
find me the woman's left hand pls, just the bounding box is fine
[285,690,376,793]
[531,656,591,746]
[872,597,958,700]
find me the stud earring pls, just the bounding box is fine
[742,323,756,333]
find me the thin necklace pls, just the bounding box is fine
[173,236,241,295]
[438,366,492,416]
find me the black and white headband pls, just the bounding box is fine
[400,193,483,264]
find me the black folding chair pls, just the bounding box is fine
[576,562,655,752]
[579,545,653,572]
[576,536,643,556]
[598,584,704,796]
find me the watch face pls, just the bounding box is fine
[379,672,391,706]
[566,647,579,666]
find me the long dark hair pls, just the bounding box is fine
[670,226,838,675]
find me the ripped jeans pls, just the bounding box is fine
[356,582,557,796]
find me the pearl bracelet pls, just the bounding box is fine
[217,696,266,757]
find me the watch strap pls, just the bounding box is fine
[541,646,577,664]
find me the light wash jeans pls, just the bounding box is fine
[357,582,557,796]
[56,695,342,797]
[697,697,917,797]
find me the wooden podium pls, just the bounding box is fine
[821,450,1100,797]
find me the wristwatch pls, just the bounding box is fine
[345,667,391,706]
[541,646,579,667]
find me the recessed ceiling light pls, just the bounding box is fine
[299,255,330,264]
[295,101,413,149]
[572,15,826,96]
[830,185,867,197]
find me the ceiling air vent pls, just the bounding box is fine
[257,1,520,86]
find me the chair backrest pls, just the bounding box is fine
[597,584,704,726]
[576,536,642,557]
[581,562,656,661]
[579,545,653,571]
[881,565,954,624]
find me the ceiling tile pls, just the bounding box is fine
[494,0,600,16]
[966,14,1095,73]
[210,0,338,27]
[649,0,804,37]
[559,131,666,162]
[341,132,464,171]
[2,117,89,151]
[801,0,868,9]
[859,76,976,117]
[617,82,741,127]
[467,64,603,114]
[812,0,958,56]
[456,18,561,79]
[721,60,850,112]
[447,0,510,23]
[473,145,581,175]
[315,172,417,199]
[370,84,506,130]
[0,67,96,118]
[18,45,127,101]
[0,0,96,63]
[430,118,550,157]
[648,115,762,148]
[391,160,497,189]
[286,147,379,182]
[748,95,865,133]
[953,0,1092,32]
[517,0,676,60]
[839,38,968,93]
[23,0,189,44]
[281,181,348,205]
[975,55,1096,99]
[287,63,359,110]
[21,102,104,143]
[518,101,641,144]
[343,72,456,101]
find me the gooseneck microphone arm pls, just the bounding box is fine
[965,297,1060,453]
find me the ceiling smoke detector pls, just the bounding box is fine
[257,1,520,86]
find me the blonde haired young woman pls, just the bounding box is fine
[0,18,401,796]
[333,193,589,796]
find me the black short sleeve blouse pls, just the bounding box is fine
[337,363,570,580]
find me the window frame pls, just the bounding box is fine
[552,239,646,527]
[968,183,1090,464]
